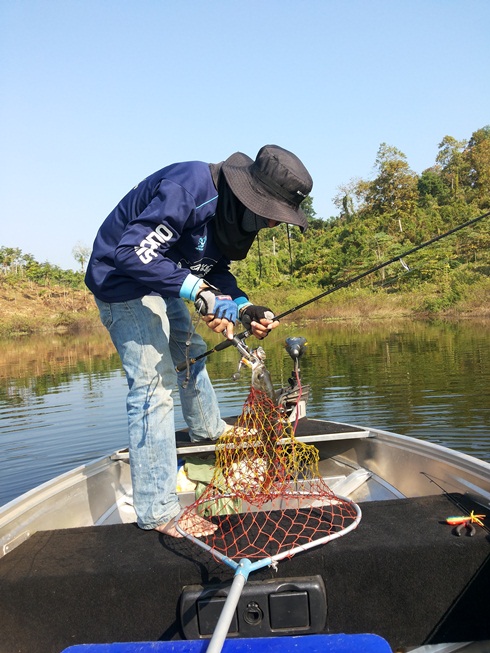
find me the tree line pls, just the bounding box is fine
[0,247,86,287]
[2,126,489,309]
[232,125,490,309]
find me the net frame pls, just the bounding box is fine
[176,379,362,653]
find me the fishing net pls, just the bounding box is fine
[177,386,361,562]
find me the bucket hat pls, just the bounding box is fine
[221,145,313,232]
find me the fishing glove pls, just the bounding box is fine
[194,286,238,322]
[239,305,276,331]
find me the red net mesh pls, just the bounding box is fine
[178,387,360,562]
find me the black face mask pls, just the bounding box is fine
[242,209,270,232]
[212,171,257,260]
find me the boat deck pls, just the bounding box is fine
[2,419,490,653]
[2,492,489,653]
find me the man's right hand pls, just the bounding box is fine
[194,286,238,339]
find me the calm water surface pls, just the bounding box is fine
[0,320,489,506]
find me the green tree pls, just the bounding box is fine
[436,135,468,203]
[300,195,316,222]
[464,126,490,209]
[418,166,450,209]
[364,143,419,235]
[72,242,92,272]
[333,178,366,220]
[0,246,24,272]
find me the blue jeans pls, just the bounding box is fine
[96,295,227,529]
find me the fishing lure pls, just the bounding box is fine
[446,511,486,536]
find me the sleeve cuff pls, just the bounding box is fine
[179,274,203,301]
[234,297,252,313]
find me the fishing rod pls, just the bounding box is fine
[176,210,489,372]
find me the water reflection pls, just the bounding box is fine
[0,320,489,505]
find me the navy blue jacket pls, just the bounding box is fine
[85,161,248,307]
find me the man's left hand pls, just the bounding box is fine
[240,305,279,339]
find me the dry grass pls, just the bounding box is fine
[0,277,488,338]
[0,279,100,336]
[255,286,418,324]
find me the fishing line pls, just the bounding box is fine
[180,309,203,387]
[175,210,490,372]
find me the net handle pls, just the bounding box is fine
[206,563,249,653]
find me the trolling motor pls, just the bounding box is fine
[285,336,308,362]
[276,336,310,420]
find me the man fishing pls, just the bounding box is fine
[85,144,313,538]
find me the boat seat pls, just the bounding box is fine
[175,419,371,455]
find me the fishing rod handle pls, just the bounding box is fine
[175,330,250,372]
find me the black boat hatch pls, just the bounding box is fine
[180,576,326,639]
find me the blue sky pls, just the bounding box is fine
[2,0,489,270]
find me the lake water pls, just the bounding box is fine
[0,319,489,506]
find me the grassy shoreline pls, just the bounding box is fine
[1,277,489,338]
